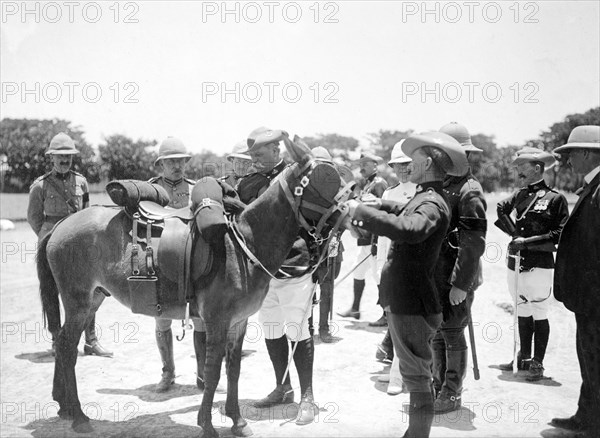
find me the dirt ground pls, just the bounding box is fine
[0,194,585,438]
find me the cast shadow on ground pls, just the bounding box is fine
[338,319,387,334]
[15,350,55,364]
[217,399,329,424]
[489,365,562,387]
[22,405,223,438]
[430,406,478,432]
[540,426,585,437]
[97,383,214,403]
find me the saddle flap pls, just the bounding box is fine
[139,200,194,221]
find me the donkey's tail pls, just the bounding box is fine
[37,232,61,334]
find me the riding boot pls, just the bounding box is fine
[518,316,535,359]
[83,314,113,357]
[403,392,434,438]
[253,336,294,407]
[292,337,317,425]
[193,331,226,393]
[376,329,394,362]
[431,331,446,396]
[155,329,175,392]
[337,279,363,319]
[529,319,550,381]
[434,348,467,413]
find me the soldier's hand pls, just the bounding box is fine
[449,286,468,306]
[345,199,360,218]
[360,193,382,209]
[508,237,526,251]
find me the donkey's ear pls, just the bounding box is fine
[284,133,313,164]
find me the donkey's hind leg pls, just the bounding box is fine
[225,319,252,437]
[57,300,94,433]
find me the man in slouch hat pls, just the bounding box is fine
[28,133,112,358]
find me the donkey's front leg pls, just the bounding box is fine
[225,319,252,437]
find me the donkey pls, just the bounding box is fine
[37,135,349,437]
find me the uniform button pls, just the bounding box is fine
[358,221,364,226]
[352,220,357,225]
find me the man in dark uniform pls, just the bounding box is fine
[345,131,468,438]
[148,137,207,392]
[220,140,252,189]
[338,152,388,325]
[496,147,569,381]
[431,122,487,413]
[27,132,112,357]
[551,125,600,438]
[238,127,317,425]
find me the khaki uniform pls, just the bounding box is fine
[148,176,195,209]
[27,170,89,240]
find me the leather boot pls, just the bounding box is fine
[84,314,113,357]
[431,331,446,396]
[337,279,363,319]
[155,329,175,392]
[292,337,318,425]
[434,348,467,413]
[376,330,394,362]
[253,336,294,407]
[193,331,226,393]
[403,391,434,438]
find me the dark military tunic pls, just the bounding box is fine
[352,181,451,316]
[148,176,195,209]
[497,180,569,271]
[237,161,287,205]
[27,169,89,239]
[436,172,487,294]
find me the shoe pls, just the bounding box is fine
[526,359,544,381]
[253,384,294,408]
[155,371,175,393]
[296,395,318,425]
[498,355,530,371]
[551,416,588,432]
[378,374,391,383]
[318,329,341,344]
[83,341,113,357]
[376,344,393,363]
[369,314,388,327]
[387,383,405,396]
[337,308,360,319]
[433,392,461,413]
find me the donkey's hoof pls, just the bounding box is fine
[72,418,93,433]
[199,425,219,438]
[57,408,73,420]
[232,423,253,437]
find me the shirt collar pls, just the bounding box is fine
[527,179,546,192]
[163,177,183,187]
[52,169,70,181]
[415,180,443,194]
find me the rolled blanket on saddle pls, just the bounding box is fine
[191,178,228,245]
[106,180,170,210]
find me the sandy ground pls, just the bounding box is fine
[0,195,585,438]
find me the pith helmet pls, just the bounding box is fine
[227,141,251,162]
[402,131,469,177]
[154,137,191,166]
[439,122,482,153]
[512,146,557,169]
[554,125,600,153]
[312,146,334,164]
[355,152,384,165]
[388,140,412,166]
[45,133,79,155]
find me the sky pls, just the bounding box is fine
[1,1,599,155]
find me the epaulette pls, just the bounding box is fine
[184,177,196,185]
[148,176,161,183]
[70,170,84,177]
[30,171,52,188]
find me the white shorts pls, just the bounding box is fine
[507,268,553,319]
[353,245,378,283]
[258,274,315,341]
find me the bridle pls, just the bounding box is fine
[230,158,353,282]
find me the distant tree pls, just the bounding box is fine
[0,118,97,192]
[187,150,228,180]
[365,129,413,160]
[98,135,157,181]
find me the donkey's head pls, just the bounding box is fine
[279,134,355,236]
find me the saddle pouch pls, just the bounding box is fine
[191,178,228,245]
[128,278,159,316]
[106,180,170,210]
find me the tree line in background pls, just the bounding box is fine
[0,106,598,193]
